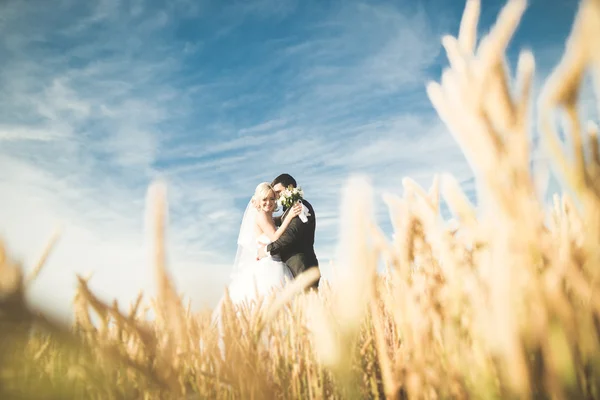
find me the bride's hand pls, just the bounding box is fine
[285,202,302,222]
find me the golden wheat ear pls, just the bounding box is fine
[25,229,60,287]
[255,267,320,336]
[0,240,24,301]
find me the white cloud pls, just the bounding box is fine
[0,126,65,142]
[239,118,288,134]
[0,0,218,318]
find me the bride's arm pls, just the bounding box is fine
[256,208,300,242]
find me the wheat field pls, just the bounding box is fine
[2,0,600,398]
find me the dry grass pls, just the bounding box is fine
[2,0,600,398]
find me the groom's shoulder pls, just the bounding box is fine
[302,199,315,215]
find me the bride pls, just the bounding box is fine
[212,182,301,321]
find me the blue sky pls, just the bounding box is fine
[0,0,596,318]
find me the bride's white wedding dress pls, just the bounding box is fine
[211,202,293,331]
[221,233,293,306]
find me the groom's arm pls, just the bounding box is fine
[266,218,302,255]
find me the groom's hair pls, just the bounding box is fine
[272,173,296,188]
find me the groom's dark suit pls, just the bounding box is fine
[267,200,319,289]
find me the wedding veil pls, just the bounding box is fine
[231,199,258,279]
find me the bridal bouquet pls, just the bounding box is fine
[278,186,310,223]
[278,186,304,209]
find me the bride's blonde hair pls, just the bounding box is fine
[252,182,276,212]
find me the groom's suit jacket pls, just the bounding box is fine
[267,199,319,288]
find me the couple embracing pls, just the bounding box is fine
[214,173,319,314]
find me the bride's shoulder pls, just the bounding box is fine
[255,210,270,224]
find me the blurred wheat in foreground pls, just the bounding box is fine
[2,0,600,398]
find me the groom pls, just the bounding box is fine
[258,173,320,290]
